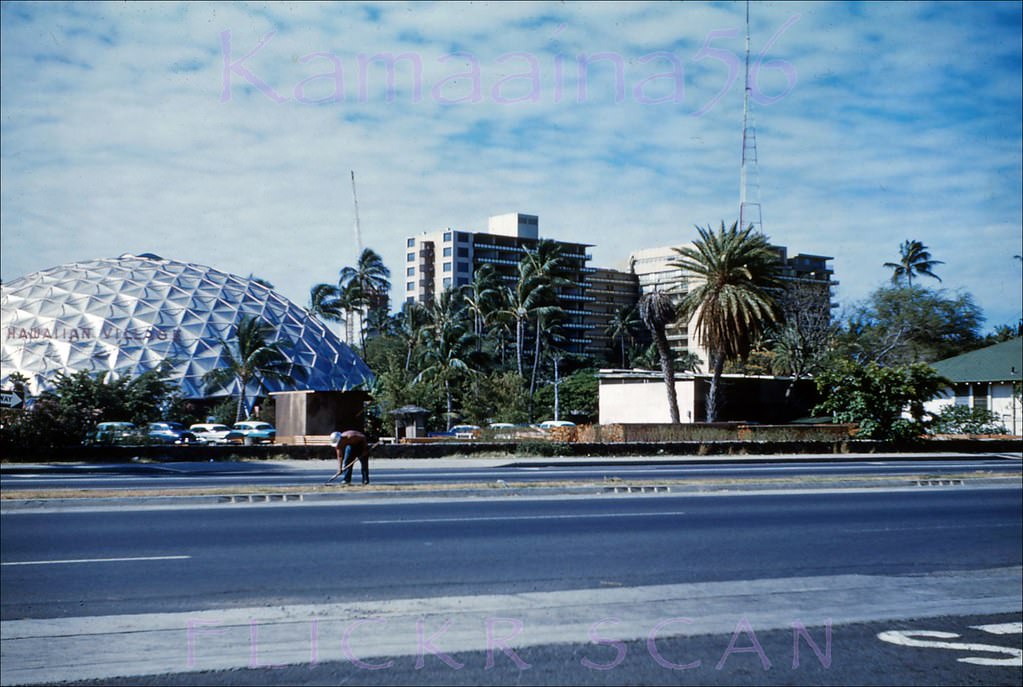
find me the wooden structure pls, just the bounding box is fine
[390,405,430,440]
[270,390,370,445]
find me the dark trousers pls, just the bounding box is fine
[342,445,369,484]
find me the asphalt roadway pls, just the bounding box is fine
[1,452,1021,686]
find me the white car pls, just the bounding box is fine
[538,420,576,430]
[189,423,244,444]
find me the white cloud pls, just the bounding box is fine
[2,0,1020,333]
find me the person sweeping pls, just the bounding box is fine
[325,430,371,485]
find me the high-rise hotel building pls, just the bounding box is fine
[404,213,597,354]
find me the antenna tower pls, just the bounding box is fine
[739,0,763,234]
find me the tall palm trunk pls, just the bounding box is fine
[235,388,247,423]
[516,318,525,376]
[445,379,452,431]
[529,320,542,415]
[653,327,680,424]
[706,352,725,422]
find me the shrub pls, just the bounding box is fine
[929,405,1008,435]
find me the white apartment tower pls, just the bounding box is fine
[404,213,595,354]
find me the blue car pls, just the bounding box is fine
[147,422,201,445]
[232,421,276,444]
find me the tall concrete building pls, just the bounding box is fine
[404,213,595,354]
[584,267,642,363]
[624,244,836,370]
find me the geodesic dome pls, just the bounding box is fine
[1,254,373,399]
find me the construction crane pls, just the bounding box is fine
[350,170,364,253]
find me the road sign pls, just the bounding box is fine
[1,389,24,408]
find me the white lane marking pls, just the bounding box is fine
[845,524,1019,533]
[2,555,191,566]
[972,622,1023,635]
[364,511,688,524]
[877,629,1023,667]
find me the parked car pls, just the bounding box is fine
[450,424,481,439]
[232,421,276,444]
[85,421,139,445]
[485,422,518,439]
[189,423,244,445]
[147,422,201,445]
[538,420,576,430]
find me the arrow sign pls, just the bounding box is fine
[1,389,24,408]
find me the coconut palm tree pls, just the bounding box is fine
[339,248,392,350]
[606,304,642,368]
[416,290,476,430]
[639,290,681,423]
[502,262,550,377]
[202,315,292,422]
[883,239,944,286]
[462,263,505,351]
[395,300,430,371]
[364,307,395,340]
[672,221,782,422]
[308,283,345,338]
[522,239,569,392]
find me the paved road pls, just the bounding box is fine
[50,613,1023,686]
[2,483,1021,685]
[4,487,1021,620]
[2,455,1020,492]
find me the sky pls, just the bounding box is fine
[2,1,1021,333]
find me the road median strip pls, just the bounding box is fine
[1,471,1017,505]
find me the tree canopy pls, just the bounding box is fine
[673,221,782,421]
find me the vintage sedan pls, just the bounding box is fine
[147,422,201,445]
[189,423,244,445]
[85,422,140,445]
[232,421,276,444]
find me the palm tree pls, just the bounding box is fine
[395,300,430,371]
[339,248,392,350]
[502,262,549,377]
[676,350,704,373]
[631,343,701,374]
[883,239,943,286]
[673,221,782,422]
[416,290,476,430]
[528,307,568,416]
[308,283,345,337]
[639,290,681,423]
[462,263,505,351]
[202,315,292,422]
[364,307,395,340]
[606,304,642,368]
[522,240,569,393]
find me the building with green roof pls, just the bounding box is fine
[926,337,1022,435]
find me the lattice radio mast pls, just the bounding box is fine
[739,0,763,234]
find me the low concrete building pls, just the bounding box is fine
[598,369,818,424]
[925,337,1023,435]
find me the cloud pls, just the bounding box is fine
[2,0,1020,333]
